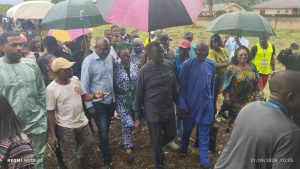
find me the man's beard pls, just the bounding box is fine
[8,53,22,61]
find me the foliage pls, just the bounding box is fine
[203,0,264,11]
[215,10,226,16]
[51,0,64,4]
[0,4,13,14]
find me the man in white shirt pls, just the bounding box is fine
[224,36,249,60]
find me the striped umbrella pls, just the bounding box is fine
[98,0,204,32]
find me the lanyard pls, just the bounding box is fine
[266,100,287,114]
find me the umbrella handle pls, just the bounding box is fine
[80,10,88,52]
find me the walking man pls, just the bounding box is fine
[46,57,106,169]
[178,40,215,169]
[0,32,48,169]
[134,42,178,169]
[81,37,116,169]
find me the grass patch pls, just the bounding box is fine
[92,24,299,52]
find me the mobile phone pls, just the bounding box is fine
[102,91,111,97]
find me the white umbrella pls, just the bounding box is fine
[6,1,54,19]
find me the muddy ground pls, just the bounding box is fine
[44,117,230,169]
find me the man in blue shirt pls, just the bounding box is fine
[81,37,115,169]
[178,40,215,169]
[174,39,193,138]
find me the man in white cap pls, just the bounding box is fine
[46,57,107,169]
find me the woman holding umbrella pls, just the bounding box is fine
[207,34,230,152]
[208,34,230,112]
[113,42,139,163]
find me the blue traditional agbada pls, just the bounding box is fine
[178,57,215,125]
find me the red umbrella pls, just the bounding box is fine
[98,0,204,32]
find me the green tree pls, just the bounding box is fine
[203,0,263,11]
[51,0,64,4]
[0,5,13,13]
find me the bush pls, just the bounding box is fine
[215,10,226,17]
[0,5,13,14]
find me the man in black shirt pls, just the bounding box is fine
[134,42,178,169]
[37,36,74,86]
[72,35,92,79]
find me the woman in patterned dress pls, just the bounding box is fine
[113,43,139,163]
[222,46,260,127]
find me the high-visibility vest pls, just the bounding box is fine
[253,42,273,75]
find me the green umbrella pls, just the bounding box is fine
[41,0,105,30]
[207,11,276,37]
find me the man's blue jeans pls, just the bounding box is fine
[93,101,115,165]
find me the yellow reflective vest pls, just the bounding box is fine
[253,42,273,75]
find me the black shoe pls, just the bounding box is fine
[102,156,112,169]
[178,149,188,157]
[126,153,134,164]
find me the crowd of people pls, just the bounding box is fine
[0,23,300,169]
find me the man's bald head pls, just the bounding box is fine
[132,38,143,54]
[196,40,209,62]
[133,38,142,45]
[94,37,110,58]
[270,70,300,117]
[196,40,209,49]
[270,70,300,96]
[95,37,109,47]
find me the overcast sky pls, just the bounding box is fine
[0,0,51,5]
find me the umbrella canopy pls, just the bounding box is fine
[48,28,92,42]
[207,11,276,37]
[48,28,93,42]
[6,1,54,19]
[41,0,105,30]
[98,0,204,32]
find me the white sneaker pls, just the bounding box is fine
[166,141,179,151]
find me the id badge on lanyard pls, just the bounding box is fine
[261,59,268,67]
[261,50,268,67]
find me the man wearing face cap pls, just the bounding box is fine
[159,32,175,62]
[215,70,300,169]
[174,32,196,59]
[251,35,276,90]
